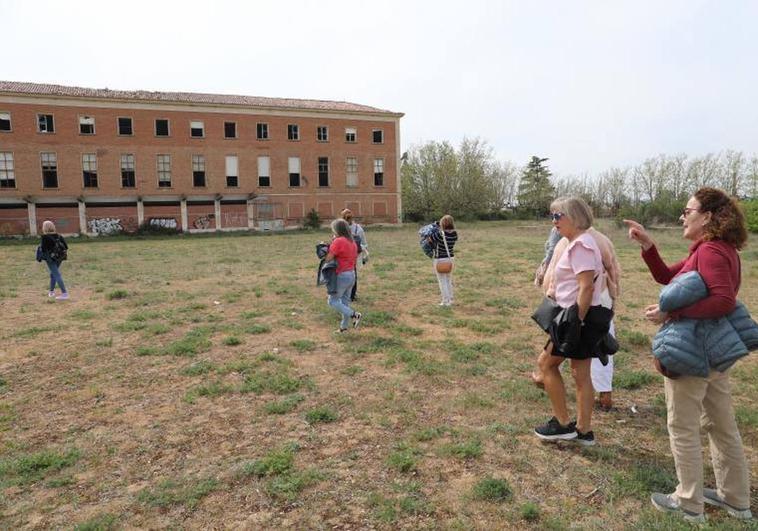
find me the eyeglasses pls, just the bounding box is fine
[681,208,700,217]
[549,212,565,222]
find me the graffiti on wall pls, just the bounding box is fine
[192,214,214,229]
[149,217,177,229]
[222,212,248,227]
[88,217,123,235]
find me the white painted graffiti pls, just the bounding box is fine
[193,214,214,229]
[88,217,123,235]
[149,217,177,229]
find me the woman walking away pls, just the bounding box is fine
[39,220,69,300]
[324,218,362,332]
[624,188,752,524]
[533,197,613,447]
[430,215,457,306]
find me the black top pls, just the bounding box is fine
[431,229,457,258]
[40,233,67,262]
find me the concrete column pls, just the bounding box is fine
[247,200,255,229]
[28,202,38,236]
[137,199,144,226]
[180,199,188,232]
[78,201,87,234]
[214,198,222,230]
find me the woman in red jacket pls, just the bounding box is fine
[624,188,751,523]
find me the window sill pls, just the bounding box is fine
[155,135,171,138]
[37,131,56,135]
[224,137,238,140]
[257,138,270,141]
[117,134,134,137]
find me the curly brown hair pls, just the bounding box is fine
[693,187,747,250]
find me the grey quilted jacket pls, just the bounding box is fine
[652,271,758,376]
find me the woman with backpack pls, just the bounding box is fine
[38,220,69,300]
[429,215,458,306]
[340,208,367,302]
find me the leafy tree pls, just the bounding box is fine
[516,156,555,217]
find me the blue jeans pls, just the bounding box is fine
[328,271,356,329]
[45,259,67,293]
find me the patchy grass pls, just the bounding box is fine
[0,448,80,487]
[304,406,339,424]
[471,477,512,502]
[137,477,218,509]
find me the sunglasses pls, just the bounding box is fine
[549,212,565,222]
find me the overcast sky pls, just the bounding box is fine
[2,0,756,176]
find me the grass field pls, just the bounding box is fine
[1,221,757,530]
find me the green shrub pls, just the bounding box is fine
[305,406,338,424]
[106,289,128,300]
[743,199,758,233]
[472,477,512,502]
[303,209,321,229]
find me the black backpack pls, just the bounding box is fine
[49,236,68,262]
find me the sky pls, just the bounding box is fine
[2,0,756,176]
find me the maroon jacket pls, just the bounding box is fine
[642,239,740,320]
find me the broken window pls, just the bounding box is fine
[225,155,238,187]
[37,114,55,133]
[258,156,270,187]
[318,157,329,187]
[41,152,58,188]
[157,154,171,187]
[82,153,98,187]
[288,157,300,187]
[190,121,204,138]
[372,129,383,143]
[257,122,269,140]
[0,152,15,188]
[155,119,170,136]
[192,155,206,186]
[0,112,10,132]
[121,154,136,187]
[374,158,384,186]
[79,116,95,135]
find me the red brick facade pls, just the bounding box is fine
[0,82,403,235]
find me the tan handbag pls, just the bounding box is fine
[434,229,453,273]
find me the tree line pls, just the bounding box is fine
[401,139,758,228]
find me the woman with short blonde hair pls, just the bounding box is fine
[37,220,69,300]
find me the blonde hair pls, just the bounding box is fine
[549,197,593,230]
[42,220,57,234]
[440,214,455,231]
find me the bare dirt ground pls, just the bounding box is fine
[1,221,756,530]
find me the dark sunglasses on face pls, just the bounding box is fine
[549,212,565,222]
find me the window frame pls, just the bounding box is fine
[82,153,98,188]
[373,158,384,187]
[157,154,172,188]
[78,115,96,135]
[224,121,237,139]
[345,127,357,143]
[120,153,136,188]
[117,116,134,136]
[190,120,205,138]
[288,156,301,187]
[346,156,358,187]
[155,118,170,137]
[40,152,58,188]
[256,122,269,140]
[192,154,207,187]
[225,154,239,187]
[37,113,55,134]
[317,156,330,187]
[316,125,328,142]
[0,111,11,132]
[372,129,384,144]
[287,124,299,141]
[257,156,271,187]
[0,152,16,188]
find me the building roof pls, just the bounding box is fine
[0,80,403,117]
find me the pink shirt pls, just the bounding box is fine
[553,232,604,308]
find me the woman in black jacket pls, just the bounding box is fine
[39,220,69,300]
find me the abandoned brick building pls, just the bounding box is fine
[0,81,403,235]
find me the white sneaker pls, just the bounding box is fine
[48,291,55,297]
[55,293,69,301]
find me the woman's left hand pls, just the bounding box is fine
[645,304,669,324]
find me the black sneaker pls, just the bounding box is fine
[534,416,577,441]
[567,421,596,446]
[352,312,362,329]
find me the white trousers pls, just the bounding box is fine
[433,258,454,304]
[590,321,615,392]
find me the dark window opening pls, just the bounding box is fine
[256,123,268,140]
[118,117,133,135]
[289,173,300,187]
[0,178,14,188]
[83,171,98,188]
[0,114,10,131]
[193,171,206,187]
[122,170,135,188]
[374,172,384,186]
[155,119,169,136]
[190,125,204,137]
[259,176,270,187]
[317,126,328,141]
[158,180,171,188]
[226,175,238,187]
[79,119,95,135]
[43,170,58,188]
[318,157,329,187]
[373,130,384,143]
[288,124,299,140]
[224,122,237,138]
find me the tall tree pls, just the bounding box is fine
[517,156,555,216]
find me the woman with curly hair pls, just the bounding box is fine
[624,188,751,523]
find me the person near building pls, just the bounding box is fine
[37,220,69,301]
[340,208,367,301]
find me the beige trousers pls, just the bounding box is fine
[664,369,750,513]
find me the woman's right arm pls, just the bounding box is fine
[623,219,684,285]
